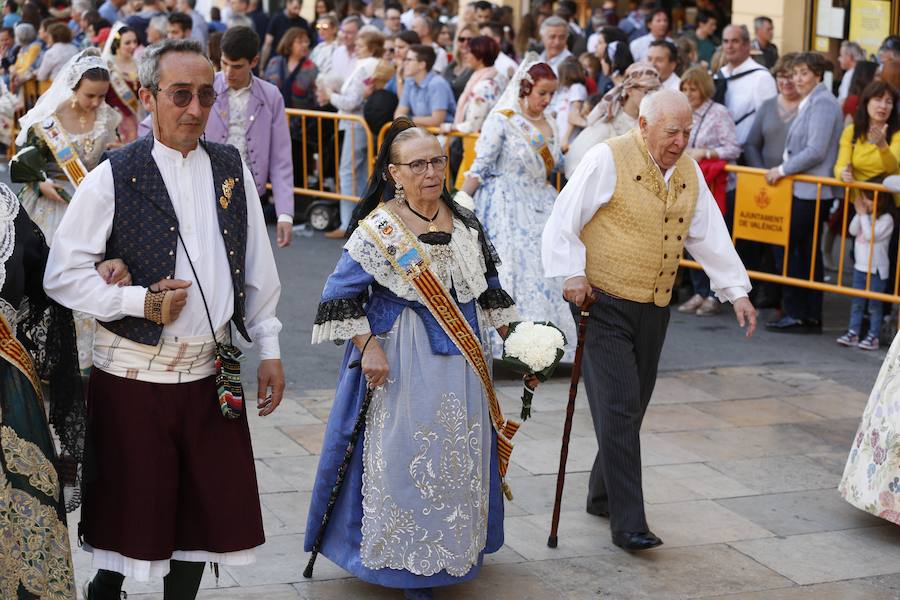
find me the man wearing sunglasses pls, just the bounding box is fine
[44,38,285,600]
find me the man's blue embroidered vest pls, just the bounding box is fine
[100,136,250,345]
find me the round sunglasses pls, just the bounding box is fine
[152,85,218,108]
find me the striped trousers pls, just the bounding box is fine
[573,290,670,534]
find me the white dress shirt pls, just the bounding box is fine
[539,48,572,75]
[432,43,449,73]
[400,8,415,30]
[720,57,777,144]
[494,51,518,81]
[838,66,854,103]
[44,138,283,381]
[541,142,751,303]
[661,72,681,91]
[628,34,672,62]
[310,40,337,73]
[330,44,358,83]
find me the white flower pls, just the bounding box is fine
[504,322,565,372]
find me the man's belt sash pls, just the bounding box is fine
[497,108,555,176]
[361,208,520,497]
[108,63,139,116]
[35,117,89,187]
[0,313,43,401]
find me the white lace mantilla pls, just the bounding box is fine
[310,316,370,345]
[345,216,489,304]
[0,188,19,331]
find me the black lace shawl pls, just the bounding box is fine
[10,215,87,512]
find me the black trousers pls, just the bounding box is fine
[574,291,670,534]
[773,199,827,322]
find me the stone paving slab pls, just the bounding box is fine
[731,526,900,585]
[73,366,900,599]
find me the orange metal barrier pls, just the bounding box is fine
[680,165,900,304]
[282,108,375,203]
[288,117,900,307]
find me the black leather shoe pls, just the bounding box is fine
[611,530,663,551]
[764,316,822,334]
[586,505,609,518]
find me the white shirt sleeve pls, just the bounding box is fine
[683,160,752,303]
[44,161,150,320]
[541,143,617,281]
[330,63,368,113]
[240,162,283,360]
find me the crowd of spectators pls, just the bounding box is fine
[2,0,900,342]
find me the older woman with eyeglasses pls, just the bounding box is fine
[308,118,521,600]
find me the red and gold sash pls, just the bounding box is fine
[108,62,139,116]
[497,108,556,177]
[34,116,88,187]
[362,207,519,498]
[0,313,43,401]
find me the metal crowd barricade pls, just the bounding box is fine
[679,165,900,305]
[282,108,375,203]
[287,117,900,307]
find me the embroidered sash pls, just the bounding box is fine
[497,108,555,176]
[0,313,43,401]
[361,208,519,496]
[34,117,88,187]
[108,62,139,116]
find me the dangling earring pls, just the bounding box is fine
[523,97,531,112]
[395,182,406,203]
[70,96,78,110]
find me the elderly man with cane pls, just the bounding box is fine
[541,88,756,551]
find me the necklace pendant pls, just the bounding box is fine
[428,224,438,233]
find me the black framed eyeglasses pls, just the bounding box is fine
[152,85,218,108]
[457,36,472,43]
[394,156,448,174]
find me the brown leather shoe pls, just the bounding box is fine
[324,228,346,239]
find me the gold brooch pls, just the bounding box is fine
[220,177,236,209]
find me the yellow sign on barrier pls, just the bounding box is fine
[733,173,793,247]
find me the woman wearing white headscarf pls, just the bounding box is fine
[11,48,121,370]
[564,61,661,179]
[102,23,142,142]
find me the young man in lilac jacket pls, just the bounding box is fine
[139,26,295,246]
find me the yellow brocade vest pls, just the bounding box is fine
[581,128,699,307]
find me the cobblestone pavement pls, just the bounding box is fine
[71,365,900,599]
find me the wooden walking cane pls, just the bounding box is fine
[303,360,372,579]
[547,296,595,548]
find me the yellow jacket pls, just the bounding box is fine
[833,123,900,182]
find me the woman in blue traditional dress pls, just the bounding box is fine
[0,181,128,598]
[458,54,576,360]
[306,118,522,599]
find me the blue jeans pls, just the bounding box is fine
[687,253,713,298]
[849,269,889,335]
[338,122,370,230]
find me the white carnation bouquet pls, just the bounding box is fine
[502,321,567,419]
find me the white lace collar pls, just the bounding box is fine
[346,213,489,304]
